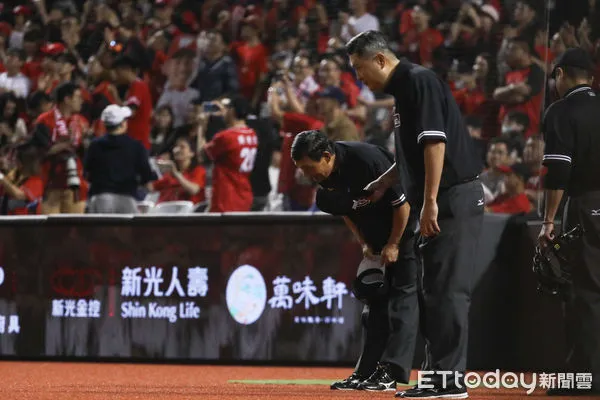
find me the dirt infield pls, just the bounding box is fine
[0,362,597,400]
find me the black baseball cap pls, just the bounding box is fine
[552,47,595,78]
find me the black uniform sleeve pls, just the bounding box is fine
[541,103,573,190]
[411,70,448,145]
[371,147,407,208]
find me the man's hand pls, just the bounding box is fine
[381,243,399,265]
[47,141,74,155]
[363,178,388,203]
[420,201,441,237]
[538,222,555,248]
[362,244,376,260]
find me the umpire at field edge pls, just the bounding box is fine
[291,130,419,392]
[538,47,600,396]
[346,31,484,399]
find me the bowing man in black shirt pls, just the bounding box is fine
[538,47,600,396]
[346,30,484,399]
[291,130,419,393]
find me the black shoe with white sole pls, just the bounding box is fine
[395,385,469,399]
[358,363,397,392]
[330,373,365,390]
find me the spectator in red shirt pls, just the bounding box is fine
[453,54,492,117]
[231,18,269,106]
[113,55,153,150]
[203,96,258,213]
[21,29,44,82]
[150,137,206,205]
[403,3,444,68]
[486,164,533,215]
[35,43,65,95]
[493,35,545,138]
[87,56,122,135]
[30,82,89,214]
[0,142,43,215]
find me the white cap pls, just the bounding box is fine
[480,4,499,22]
[101,104,132,127]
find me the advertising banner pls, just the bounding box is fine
[0,216,366,362]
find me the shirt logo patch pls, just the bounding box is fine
[352,198,371,210]
[591,209,600,216]
[477,199,484,207]
[394,113,401,128]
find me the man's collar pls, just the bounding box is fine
[383,59,408,95]
[564,84,594,98]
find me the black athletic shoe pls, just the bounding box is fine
[395,385,469,398]
[330,373,365,390]
[358,363,397,392]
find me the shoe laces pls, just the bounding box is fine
[369,363,391,381]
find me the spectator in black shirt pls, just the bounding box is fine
[346,30,484,399]
[538,48,600,396]
[84,105,155,214]
[192,30,240,103]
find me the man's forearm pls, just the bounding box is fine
[387,202,410,245]
[343,216,365,246]
[423,142,445,203]
[543,189,564,223]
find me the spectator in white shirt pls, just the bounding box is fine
[339,0,380,43]
[156,49,200,128]
[0,49,30,99]
[9,6,32,50]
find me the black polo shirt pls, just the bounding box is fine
[384,60,482,208]
[542,85,600,196]
[315,141,417,254]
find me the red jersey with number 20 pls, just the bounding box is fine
[205,126,258,213]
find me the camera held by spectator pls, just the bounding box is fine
[65,154,80,189]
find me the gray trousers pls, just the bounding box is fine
[87,193,138,214]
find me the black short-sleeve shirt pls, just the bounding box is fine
[542,85,600,196]
[384,60,483,208]
[315,141,417,253]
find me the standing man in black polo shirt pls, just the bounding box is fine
[538,48,600,396]
[346,31,484,399]
[84,105,156,214]
[291,130,419,392]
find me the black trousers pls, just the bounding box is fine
[354,237,420,384]
[563,193,600,392]
[417,179,484,387]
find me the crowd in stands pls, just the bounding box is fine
[0,0,596,216]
